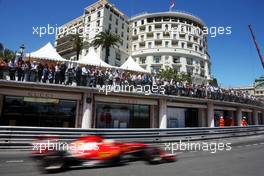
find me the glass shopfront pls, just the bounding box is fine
[167,107,198,128]
[242,111,253,125]
[214,110,235,126]
[0,96,77,127]
[95,103,150,128]
[258,113,263,125]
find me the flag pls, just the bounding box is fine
[170,0,175,11]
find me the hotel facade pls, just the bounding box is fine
[55,0,130,67]
[55,0,210,84]
[130,12,211,84]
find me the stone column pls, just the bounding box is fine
[150,105,155,128]
[253,110,259,125]
[0,95,3,117]
[227,111,235,126]
[236,108,242,126]
[207,102,214,127]
[205,61,209,79]
[81,93,93,129]
[198,108,207,127]
[247,111,253,125]
[262,111,264,125]
[159,99,167,129]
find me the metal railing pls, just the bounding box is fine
[0,125,264,149]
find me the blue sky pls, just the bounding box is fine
[0,0,263,87]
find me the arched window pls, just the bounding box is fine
[165,24,169,31]
[134,29,137,35]
[148,26,152,32]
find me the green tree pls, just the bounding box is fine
[208,77,218,87]
[0,48,16,61]
[92,30,122,63]
[68,34,89,61]
[179,72,192,84]
[158,68,193,84]
[158,68,178,80]
[0,42,4,53]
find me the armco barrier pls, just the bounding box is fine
[0,125,264,149]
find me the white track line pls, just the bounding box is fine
[5,160,24,163]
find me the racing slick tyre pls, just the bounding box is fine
[111,154,128,166]
[39,152,67,173]
[144,147,162,164]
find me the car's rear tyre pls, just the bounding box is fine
[111,154,128,166]
[144,147,162,164]
[39,153,67,173]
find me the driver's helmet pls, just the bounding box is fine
[103,139,115,144]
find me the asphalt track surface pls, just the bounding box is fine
[0,135,264,176]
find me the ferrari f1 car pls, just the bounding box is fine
[32,135,176,173]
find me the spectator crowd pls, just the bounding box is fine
[0,58,263,107]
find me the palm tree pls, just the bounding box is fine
[92,30,122,63]
[68,34,89,61]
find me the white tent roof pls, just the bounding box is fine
[120,56,149,73]
[76,48,113,68]
[27,42,66,61]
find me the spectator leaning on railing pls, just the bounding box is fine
[0,57,263,107]
[0,59,8,79]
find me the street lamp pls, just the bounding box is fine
[19,44,25,56]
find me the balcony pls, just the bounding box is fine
[146,32,154,38]
[179,34,186,39]
[139,26,146,32]
[139,42,145,48]
[154,24,162,30]
[187,43,193,49]
[172,40,179,47]
[154,40,162,47]
[132,35,139,41]
[154,17,162,22]
[163,32,170,38]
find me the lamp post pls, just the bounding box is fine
[19,44,25,57]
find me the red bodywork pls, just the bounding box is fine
[32,135,176,173]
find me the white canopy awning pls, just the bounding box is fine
[76,48,113,68]
[27,42,66,62]
[120,56,149,73]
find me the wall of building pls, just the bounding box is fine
[130,12,211,81]
[1,81,263,129]
[55,0,130,66]
[54,0,212,80]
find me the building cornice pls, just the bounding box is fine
[130,11,206,27]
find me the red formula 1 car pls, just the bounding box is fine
[32,135,176,173]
